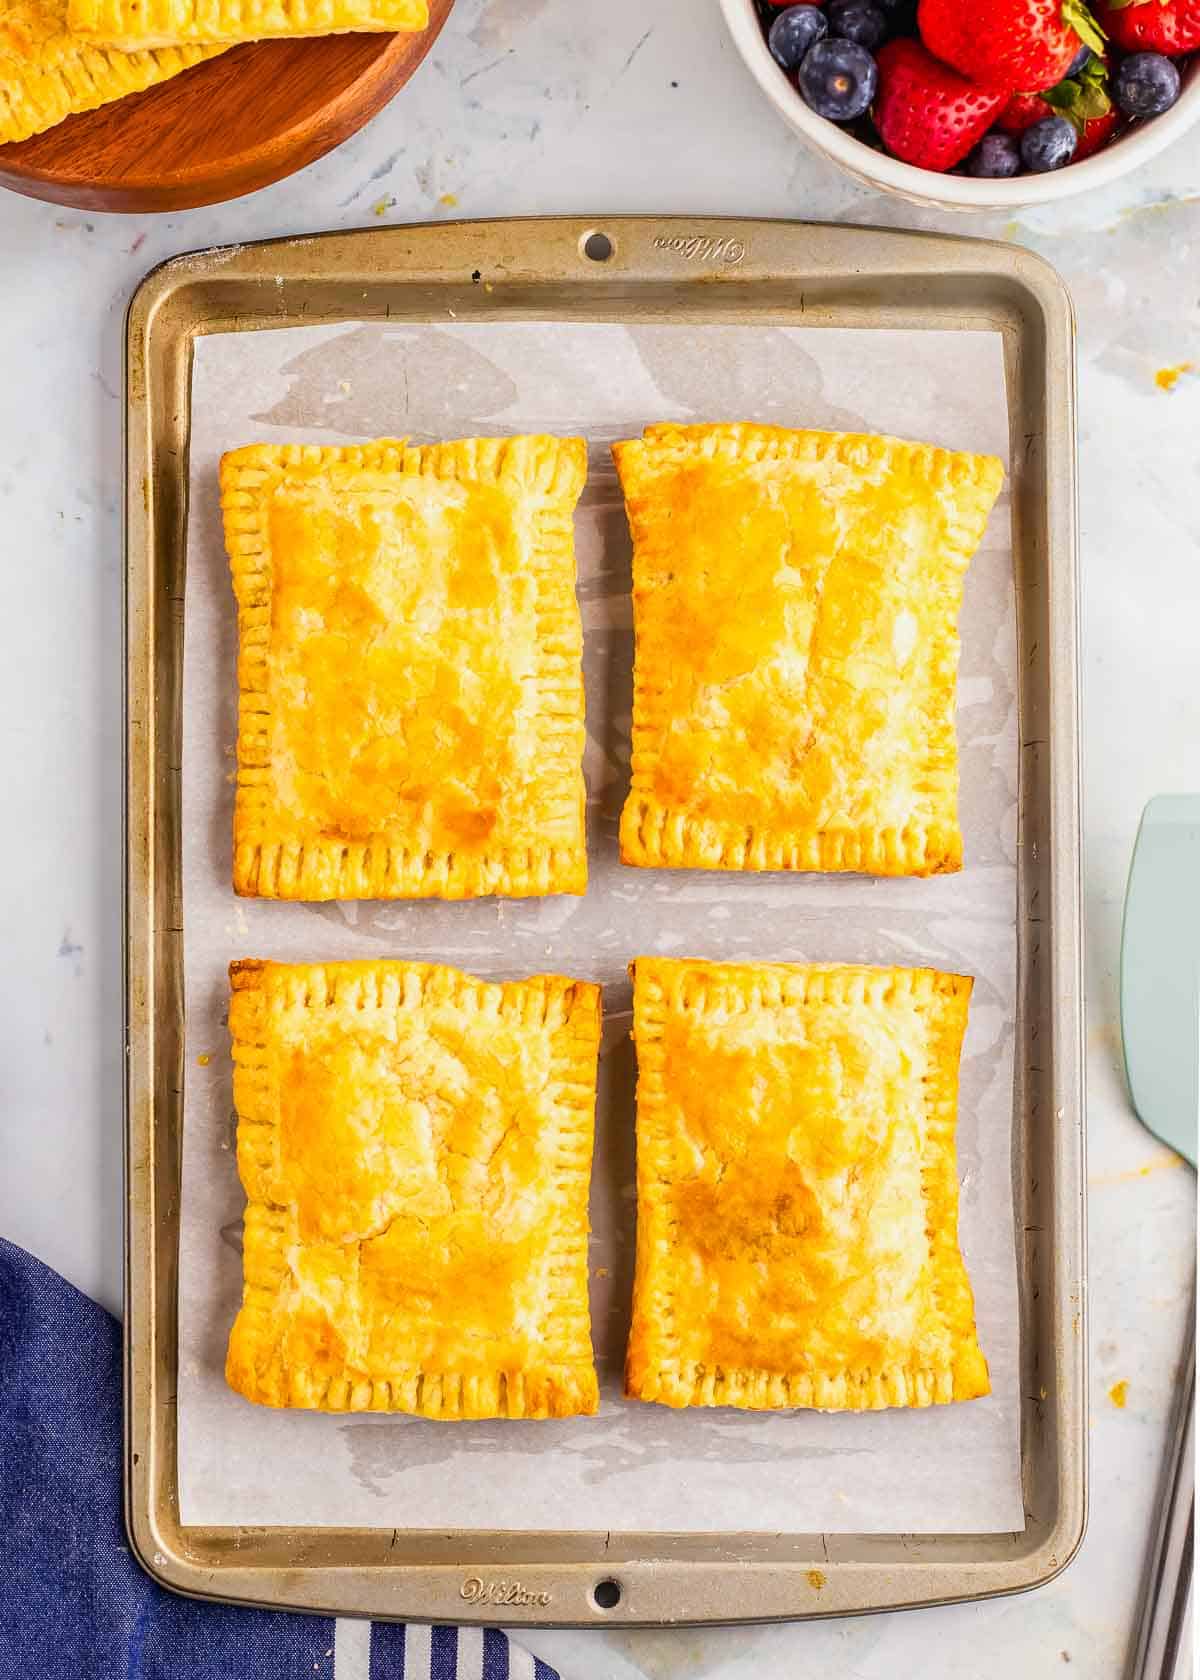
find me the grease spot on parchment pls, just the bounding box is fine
[253,326,518,439]
[338,1407,869,1497]
[626,326,866,432]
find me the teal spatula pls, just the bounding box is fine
[1120,795,1198,1680]
[1121,794,1200,1167]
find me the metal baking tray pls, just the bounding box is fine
[125,216,1085,1625]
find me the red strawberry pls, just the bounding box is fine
[998,91,1056,128]
[874,39,1007,170]
[917,0,1107,91]
[1094,0,1200,53]
[1073,106,1120,155]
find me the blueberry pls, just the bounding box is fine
[827,0,889,50]
[1064,42,1092,78]
[767,4,827,70]
[967,132,1022,177]
[797,38,878,120]
[1020,115,1078,171]
[1114,52,1181,118]
[876,0,917,32]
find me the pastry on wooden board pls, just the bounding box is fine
[0,0,222,143]
[67,0,426,49]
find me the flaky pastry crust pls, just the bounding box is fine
[220,436,588,900]
[626,957,989,1412]
[613,424,1004,878]
[0,0,221,143]
[225,958,601,1418]
[67,0,425,48]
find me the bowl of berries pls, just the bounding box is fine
[721,0,1200,207]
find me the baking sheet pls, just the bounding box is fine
[178,320,1022,1534]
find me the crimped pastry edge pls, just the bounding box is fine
[219,435,589,902]
[625,957,990,1412]
[225,957,602,1419]
[613,423,1005,879]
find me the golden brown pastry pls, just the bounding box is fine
[220,436,589,900]
[626,957,989,1411]
[67,0,425,49]
[225,958,602,1418]
[0,0,221,144]
[613,423,1004,878]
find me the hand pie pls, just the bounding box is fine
[613,423,1004,878]
[626,957,989,1411]
[220,435,588,900]
[225,959,602,1418]
[67,0,425,48]
[0,0,221,143]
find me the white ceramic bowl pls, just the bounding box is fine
[719,0,1200,210]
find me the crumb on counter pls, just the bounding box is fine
[1155,362,1195,391]
[197,1053,211,1067]
[806,1569,827,1591]
[1109,1379,1129,1409]
[439,193,458,207]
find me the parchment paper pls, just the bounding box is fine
[178,321,1022,1533]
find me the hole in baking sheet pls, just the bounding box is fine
[582,231,614,263]
[592,1578,622,1610]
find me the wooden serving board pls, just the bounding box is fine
[0,0,453,213]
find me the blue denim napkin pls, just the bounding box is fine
[0,1237,560,1680]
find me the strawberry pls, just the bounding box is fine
[874,38,1008,170]
[1000,50,1120,150]
[917,0,1107,91]
[998,91,1056,128]
[1073,106,1120,155]
[1094,0,1200,53]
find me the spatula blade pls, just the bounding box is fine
[1120,794,1200,1169]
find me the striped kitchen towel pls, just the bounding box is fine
[368,1624,558,1677]
[0,1238,560,1680]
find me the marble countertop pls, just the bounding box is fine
[0,0,1196,1673]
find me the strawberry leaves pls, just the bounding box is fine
[1040,49,1113,130]
[1062,0,1109,50]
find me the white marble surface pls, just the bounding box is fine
[0,0,1196,1672]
